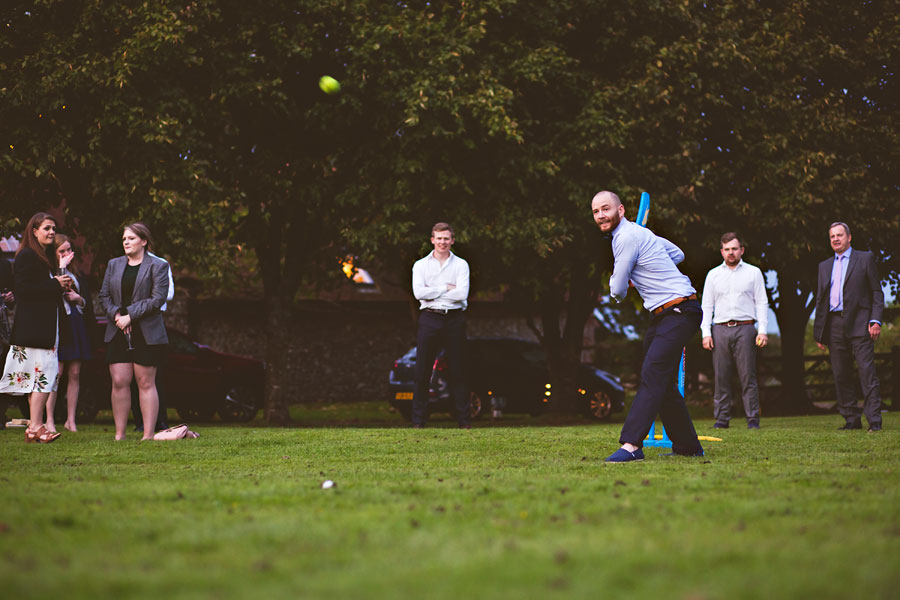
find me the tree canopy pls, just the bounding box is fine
[2,0,897,417]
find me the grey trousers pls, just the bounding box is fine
[711,323,760,423]
[826,312,882,426]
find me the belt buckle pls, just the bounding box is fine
[726,320,736,327]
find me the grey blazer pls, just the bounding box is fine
[98,254,170,345]
[813,249,884,342]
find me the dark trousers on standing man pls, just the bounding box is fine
[412,310,468,427]
[826,312,882,427]
[620,299,703,454]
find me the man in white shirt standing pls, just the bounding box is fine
[411,222,470,429]
[700,232,769,429]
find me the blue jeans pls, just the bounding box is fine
[619,299,703,453]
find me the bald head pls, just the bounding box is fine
[592,191,621,208]
[591,190,625,233]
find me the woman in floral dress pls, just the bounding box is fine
[0,212,73,443]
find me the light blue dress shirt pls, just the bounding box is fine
[609,218,695,312]
[829,247,851,312]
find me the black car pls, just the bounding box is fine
[388,338,625,421]
[4,326,265,424]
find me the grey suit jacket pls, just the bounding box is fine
[813,249,884,343]
[98,254,170,345]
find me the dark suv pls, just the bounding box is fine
[388,338,625,421]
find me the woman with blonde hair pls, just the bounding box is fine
[98,223,169,441]
[0,212,72,443]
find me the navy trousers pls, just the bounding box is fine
[412,310,468,426]
[620,299,703,453]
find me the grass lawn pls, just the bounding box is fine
[1,404,897,600]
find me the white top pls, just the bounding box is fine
[700,260,769,338]
[148,252,175,312]
[412,251,469,311]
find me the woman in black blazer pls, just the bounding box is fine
[98,223,169,441]
[0,212,73,443]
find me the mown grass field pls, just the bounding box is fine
[1,404,897,599]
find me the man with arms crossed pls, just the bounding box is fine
[701,232,769,430]
[813,222,884,432]
[592,191,704,462]
[411,223,470,429]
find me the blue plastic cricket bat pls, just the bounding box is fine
[635,191,650,227]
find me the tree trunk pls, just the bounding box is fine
[263,294,293,425]
[772,279,816,412]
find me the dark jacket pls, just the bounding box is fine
[98,254,169,345]
[9,247,64,349]
[813,249,885,342]
[58,270,97,350]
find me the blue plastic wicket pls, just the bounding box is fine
[634,191,675,449]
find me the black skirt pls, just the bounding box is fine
[106,324,167,367]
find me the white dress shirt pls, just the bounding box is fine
[412,251,469,311]
[700,260,769,338]
[148,251,175,312]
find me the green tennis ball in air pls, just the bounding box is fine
[319,75,341,94]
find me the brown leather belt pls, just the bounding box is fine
[652,294,697,315]
[716,319,755,327]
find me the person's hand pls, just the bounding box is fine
[755,334,768,348]
[869,322,881,341]
[64,290,82,304]
[115,313,132,331]
[1,291,12,304]
[816,341,827,351]
[702,336,714,351]
[59,252,75,270]
[54,275,73,290]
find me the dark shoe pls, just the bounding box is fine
[458,424,471,430]
[747,420,760,429]
[837,421,862,430]
[156,421,169,432]
[867,423,882,433]
[411,424,423,429]
[713,421,729,429]
[663,450,705,457]
[664,446,705,457]
[605,448,644,463]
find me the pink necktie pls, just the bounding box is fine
[830,256,843,310]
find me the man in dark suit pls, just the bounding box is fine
[813,222,884,432]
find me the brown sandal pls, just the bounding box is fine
[25,425,61,444]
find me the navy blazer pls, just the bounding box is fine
[98,254,170,345]
[813,249,884,342]
[9,247,64,349]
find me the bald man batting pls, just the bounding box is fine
[591,191,704,462]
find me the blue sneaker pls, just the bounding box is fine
[605,447,644,463]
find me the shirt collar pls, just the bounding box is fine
[720,259,745,270]
[611,217,630,240]
[835,247,852,260]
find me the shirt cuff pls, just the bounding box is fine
[869,320,882,326]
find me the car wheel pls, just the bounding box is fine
[468,390,485,420]
[177,403,217,422]
[587,389,613,420]
[217,383,260,422]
